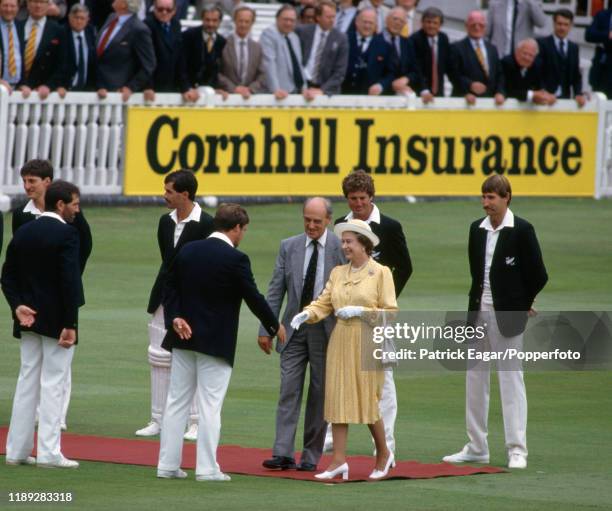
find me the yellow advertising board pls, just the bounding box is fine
[124,107,597,196]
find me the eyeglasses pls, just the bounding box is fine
[155,7,174,13]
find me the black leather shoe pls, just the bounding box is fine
[262,456,296,470]
[296,462,317,472]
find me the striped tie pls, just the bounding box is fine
[24,21,38,78]
[7,22,16,78]
[474,42,488,78]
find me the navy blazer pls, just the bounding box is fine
[501,54,544,101]
[162,237,279,366]
[468,215,548,337]
[408,29,451,96]
[334,212,412,297]
[144,15,190,92]
[450,37,505,97]
[182,27,226,88]
[17,18,65,89]
[342,32,395,94]
[536,35,582,98]
[2,216,84,341]
[147,209,214,314]
[389,35,418,86]
[60,24,97,90]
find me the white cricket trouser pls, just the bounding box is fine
[6,332,74,463]
[464,301,528,458]
[158,348,232,476]
[148,307,198,423]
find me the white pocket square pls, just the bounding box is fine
[505,257,516,266]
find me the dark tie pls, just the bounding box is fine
[285,35,303,92]
[163,22,171,43]
[300,240,319,311]
[430,37,438,95]
[510,0,519,52]
[559,39,566,58]
[77,34,85,88]
[391,35,400,59]
[360,36,367,53]
[97,16,119,57]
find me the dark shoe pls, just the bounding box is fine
[262,456,296,470]
[296,462,317,472]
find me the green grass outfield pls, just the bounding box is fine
[1,199,611,511]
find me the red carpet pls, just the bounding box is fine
[0,427,505,483]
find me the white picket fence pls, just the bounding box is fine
[0,86,610,204]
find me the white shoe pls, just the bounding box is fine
[157,468,188,479]
[323,437,333,453]
[508,453,527,469]
[183,423,198,441]
[135,421,160,436]
[38,456,79,469]
[196,472,231,482]
[442,448,489,464]
[315,462,349,481]
[369,452,395,480]
[6,456,36,466]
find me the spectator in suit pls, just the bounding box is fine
[17,0,65,20]
[342,7,395,95]
[143,0,198,103]
[95,0,156,102]
[334,0,356,33]
[182,5,226,90]
[2,180,85,469]
[299,4,315,25]
[395,0,419,37]
[502,38,553,104]
[157,204,285,481]
[0,0,22,90]
[56,3,96,96]
[66,0,112,30]
[486,0,547,57]
[451,10,505,106]
[217,5,266,99]
[382,6,417,95]
[537,9,586,107]
[408,7,451,104]
[17,0,65,99]
[358,0,389,34]
[194,0,238,17]
[296,0,349,100]
[260,4,306,99]
[586,5,612,99]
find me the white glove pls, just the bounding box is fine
[290,311,310,330]
[336,306,364,320]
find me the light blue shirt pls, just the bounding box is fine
[0,19,22,84]
[100,13,133,49]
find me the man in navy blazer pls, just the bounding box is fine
[95,0,156,102]
[444,175,547,470]
[450,10,505,105]
[57,3,96,93]
[2,180,84,469]
[537,9,586,107]
[502,38,554,104]
[157,204,285,481]
[586,6,612,98]
[342,7,395,95]
[382,7,418,96]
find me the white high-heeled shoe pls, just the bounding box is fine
[314,462,349,481]
[369,452,395,480]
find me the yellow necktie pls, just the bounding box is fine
[474,43,488,78]
[206,35,213,53]
[401,23,409,38]
[24,22,38,77]
[8,22,16,78]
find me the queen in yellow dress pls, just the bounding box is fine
[291,219,398,481]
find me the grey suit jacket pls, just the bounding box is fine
[486,0,547,57]
[260,25,305,93]
[218,33,267,93]
[296,24,349,95]
[259,231,345,353]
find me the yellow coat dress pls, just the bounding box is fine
[304,258,398,424]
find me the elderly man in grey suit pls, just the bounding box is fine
[486,0,547,57]
[260,5,305,99]
[260,198,344,472]
[218,5,266,99]
[296,0,349,100]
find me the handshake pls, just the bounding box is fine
[290,306,365,330]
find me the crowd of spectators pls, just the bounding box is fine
[0,0,610,105]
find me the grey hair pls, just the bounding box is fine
[202,4,223,19]
[303,197,333,218]
[517,37,539,54]
[69,3,89,15]
[233,4,256,22]
[125,0,142,14]
[421,6,444,24]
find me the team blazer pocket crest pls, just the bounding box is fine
[505,256,516,266]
